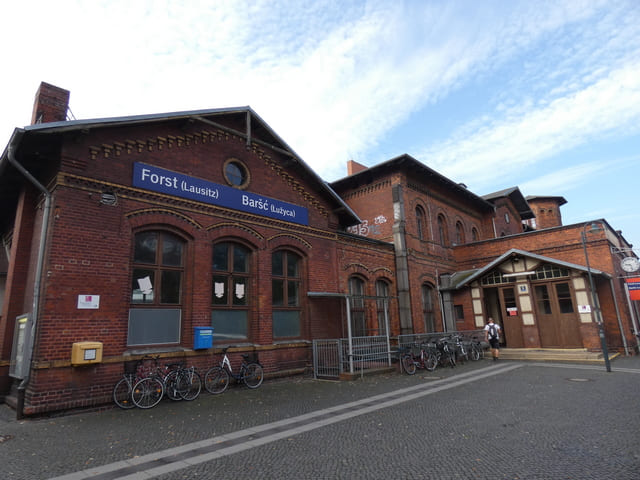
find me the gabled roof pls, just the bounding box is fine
[0,107,361,230]
[448,248,608,290]
[330,154,495,212]
[483,186,535,220]
[526,195,568,206]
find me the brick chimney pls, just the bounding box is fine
[525,196,567,229]
[31,82,70,125]
[347,159,368,175]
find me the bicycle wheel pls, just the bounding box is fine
[425,352,438,371]
[204,366,230,394]
[447,351,456,368]
[401,354,417,375]
[470,345,481,361]
[164,370,183,401]
[132,377,164,409]
[243,363,264,389]
[178,370,202,400]
[113,376,135,409]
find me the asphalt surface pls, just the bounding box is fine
[1,355,639,480]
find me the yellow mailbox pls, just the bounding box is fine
[71,341,103,366]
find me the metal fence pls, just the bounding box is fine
[397,330,486,350]
[312,339,342,379]
[313,330,489,379]
[313,335,393,379]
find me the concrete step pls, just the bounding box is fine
[498,348,619,363]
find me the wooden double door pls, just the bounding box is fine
[533,281,582,348]
[484,286,524,348]
[484,280,582,349]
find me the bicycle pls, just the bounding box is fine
[171,364,202,401]
[469,334,484,361]
[400,343,437,375]
[434,337,456,368]
[131,358,195,409]
[113,355,161,409]
[451,333,469,363]
[204,347,264,394]
[131,356,167,409]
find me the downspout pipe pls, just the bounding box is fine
[7,143,52,419]
[609,277,630,356]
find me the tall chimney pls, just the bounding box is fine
[31,82,70,125]
[347,159,368,175]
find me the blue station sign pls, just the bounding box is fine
[132,162,309,225]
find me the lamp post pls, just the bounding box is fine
[581,222,611,372]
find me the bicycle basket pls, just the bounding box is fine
[241,352,259,364]
[123,360,138,375]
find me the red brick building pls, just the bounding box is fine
[0,83,638,416]
[333,159,638,355]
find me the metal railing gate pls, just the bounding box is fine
[312,339,342,379]
[313,336,393,379]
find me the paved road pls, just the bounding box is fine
[1,356,639,479]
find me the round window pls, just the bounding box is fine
[223,159,250,188]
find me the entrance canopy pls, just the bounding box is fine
[447,248,609,290]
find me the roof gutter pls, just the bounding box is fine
[7,139,52,419]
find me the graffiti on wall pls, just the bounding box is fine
[347,215,388,237]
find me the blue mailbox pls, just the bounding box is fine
[193,327,213,350]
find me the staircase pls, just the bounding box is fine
[499,348,619,364]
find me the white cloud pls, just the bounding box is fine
[518,162,605,195]
[2,0,638,189]
[421,60,640,189]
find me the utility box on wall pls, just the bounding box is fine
[193,327,213,350]
[71,342,103,366]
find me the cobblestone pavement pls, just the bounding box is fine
[1,356,639,479]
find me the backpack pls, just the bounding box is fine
[488,324,498,340]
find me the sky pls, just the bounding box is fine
[1,0,639,248]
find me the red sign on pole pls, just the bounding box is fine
[626,277,640,301]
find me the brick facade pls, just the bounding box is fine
[0,83,637,416]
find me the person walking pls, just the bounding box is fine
[484,317,502,361]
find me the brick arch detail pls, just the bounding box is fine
[125,208,202,233]
[372,267,395,278]
[206,222,264,250]
[266,233,312,250]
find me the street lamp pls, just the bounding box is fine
[581,222,611,372]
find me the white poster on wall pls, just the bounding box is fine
[77,295,100,309]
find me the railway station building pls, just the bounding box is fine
[0,82,638,416]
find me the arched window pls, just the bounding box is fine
[416,206,426,241]
[349,276,366,337]
[129,230,185,345]
[422,283,436,332]
[375,279,391,336]
[212,242,251,341]
[437,214,448,246]
[455,221,465,245]
[471,227,479,242]
[272,250,302,338]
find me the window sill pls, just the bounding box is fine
[273,339,311,346]
[124,346,189,356]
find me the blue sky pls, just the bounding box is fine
[2,0,639,247]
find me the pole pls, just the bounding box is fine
[581,225,612,372]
